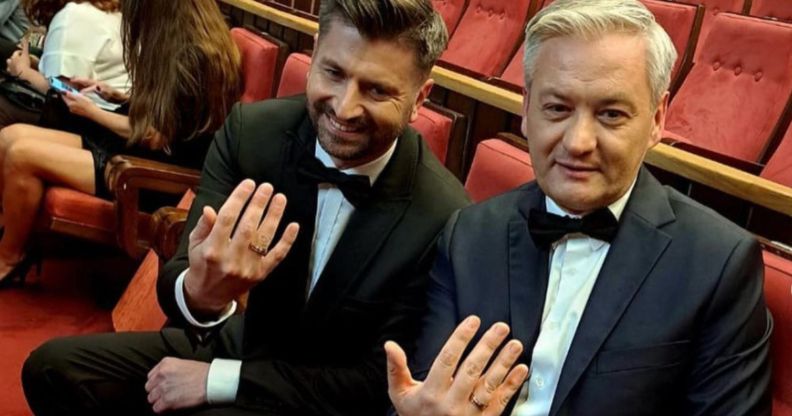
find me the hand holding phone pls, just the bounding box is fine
[48,76,80,95]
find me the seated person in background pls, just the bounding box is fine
[22,0,468,415]
[0,0,241,287]
[386,0,772,415]
[0,0,30,59]
[1,0,129,127]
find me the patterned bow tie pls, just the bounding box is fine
[528,207,619,249]
[297,152,372,207]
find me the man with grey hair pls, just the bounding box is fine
[22,0,469,415]
[386,0,771,415]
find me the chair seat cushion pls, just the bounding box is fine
[42,187,116,232]
[465,138,535,202]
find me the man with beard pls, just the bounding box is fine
[21,1,468,415]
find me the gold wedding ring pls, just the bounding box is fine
[248,241,269,256]
[470,394,488,410]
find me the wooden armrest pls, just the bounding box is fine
[486,77,524,94]
[151,206,188,260]
[105,155,201,259]
[435,59,489,81]
[666,141,764,175]
[105,155,201,196]
[496,132,530,153]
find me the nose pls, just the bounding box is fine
[562,114,597,156]
[332,83,364,121]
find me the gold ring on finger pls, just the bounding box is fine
[470,394,488,410]
[248,241,269,256]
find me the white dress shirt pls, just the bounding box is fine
[512,183,635,416]
[174,138,397,403]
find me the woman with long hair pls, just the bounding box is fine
[0,0,241,287]
[1,0,128,127]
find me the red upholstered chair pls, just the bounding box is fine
[641,0,703,95]
[763,250,792,416]
[465,138,534,203]
[276,52,312,98]
[410,104,455,164]
[494,47,524,91]
[673,0,748,42]
[230,27,288,103]
[432,0,468,36]
[751,0,792,23]
[664,13,792,162]
[112,191,196,331]
[439,0,533,78]
[761,125,792,187]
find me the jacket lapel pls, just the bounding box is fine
[301,129,419,321]
[549,168,676,415]
[509,184,551,365]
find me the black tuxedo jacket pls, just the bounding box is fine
[411,168,771,415]
[158,96,469,415]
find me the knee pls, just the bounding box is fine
[22,337,76,394]
[3,137,38,175]
[0,124,32,153]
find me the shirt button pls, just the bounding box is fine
[534,375,545,389]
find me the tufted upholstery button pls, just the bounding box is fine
[713,7,720,14]
[713,61,721,70]
[488,8,494,17]
[754,71,763,81]
[500,12,505,20]
[476,5,482,13]
[734,65,742,75]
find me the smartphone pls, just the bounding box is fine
[48,76,80,95]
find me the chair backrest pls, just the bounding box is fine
[230,28,282,103]
[499,47,525,90]
[440,0,533,77]
[410,105,454,164]
[763,250,792,416]
[433,0,468,36]
[674,0,748,42]
[465,138,535,202]
[750,0,792,23]
[664,13,792,162]
[761,124,792,187]
[276,52,312,98]
[641,0,702,87]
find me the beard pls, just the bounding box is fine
[308,100,408,163]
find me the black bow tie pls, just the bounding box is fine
[296,151,372,207]
[528,207,618,249]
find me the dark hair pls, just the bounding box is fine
[318,0,448,78]
[23,0,119,26]
[121,0,241,147]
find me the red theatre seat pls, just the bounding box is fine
[641,0,702,92]
[763,250,792,416]
[674,0,748,42]
[230,27,285,103]
[664,13,792,162]
[761,125,792,187]
[410,105,454,164]
[498,47,525,90]
[276,52,312,98]
[465,138,534,203]
[751,0,792,22]
[432,0,467,36]
[439,0,532,77]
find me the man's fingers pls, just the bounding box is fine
[485,364,529,416]
[385,340,415,397]
[188,206,217,248]
[447,322,511,403]
[252,192,288,251]
[257,222,299,278]
[231,182,274,252]
[469,339,524,410]
[423,315,481,393]
[209,179,256,242]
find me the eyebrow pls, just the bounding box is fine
[538,89,639,113]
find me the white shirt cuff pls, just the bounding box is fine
[175,268,237,328]
[206,358,242,404]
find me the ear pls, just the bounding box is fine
[408,78,435,123]
[648,91,669,149]
[520,86,531,138]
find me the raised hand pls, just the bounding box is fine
[183,179,300,316]
[386,316,529,416]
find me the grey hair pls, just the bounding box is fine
[523,0,677,105]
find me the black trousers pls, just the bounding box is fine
[21,317,261,416]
